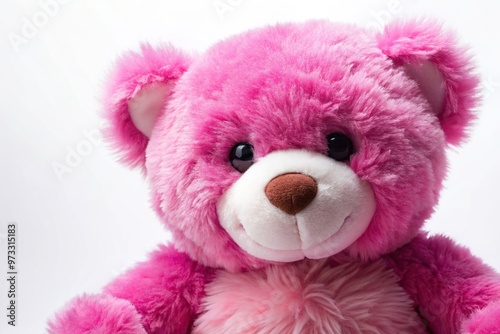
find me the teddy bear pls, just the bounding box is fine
[48,19,500,334]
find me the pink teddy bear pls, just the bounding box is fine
[49,19,500,333]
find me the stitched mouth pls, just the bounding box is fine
[235,214,351,260]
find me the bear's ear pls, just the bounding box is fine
[377,19,481,145]
[103,43,192,169]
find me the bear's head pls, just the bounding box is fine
[103,20,479,271]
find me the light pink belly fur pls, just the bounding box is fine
[193,259,428,334]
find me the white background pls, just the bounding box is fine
[0,0,499,333]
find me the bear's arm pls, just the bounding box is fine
[48,244,214,334]
[386,233,500,334]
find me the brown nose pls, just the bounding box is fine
[265,173,318,215]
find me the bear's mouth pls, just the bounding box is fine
[233,214,354,262]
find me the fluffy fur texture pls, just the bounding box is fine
[377,20,480,145]
[387,233,500,334]
[47,294,145,334]
[102,43,192,169]
[194,259,426,333]
[49,19,500,333]
[103,245,214,333]
[462,300,500,334]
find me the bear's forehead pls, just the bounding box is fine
[183,21,391,104]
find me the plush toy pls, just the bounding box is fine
[48,19,500,334]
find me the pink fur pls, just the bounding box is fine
[463,300,500,334]
[387,233,500,333]
[377,19,480,146]
[194,259,426,333]
[47,294,145,334]
[49,19,499,333]
[103,245,214,333]
[102,43,192,169]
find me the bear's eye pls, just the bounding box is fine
[326,133,354,161]
[230,143,254,173]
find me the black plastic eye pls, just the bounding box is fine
[327,133,354,161]
[230,143,254,173]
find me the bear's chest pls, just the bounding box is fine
[193,259,427,334]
